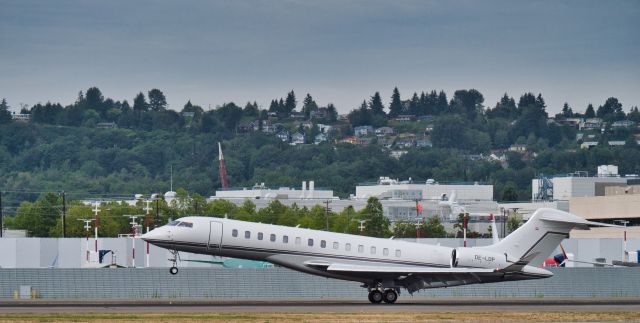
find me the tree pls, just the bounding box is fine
[12,193,61,237]
[436,90,448,114]
[487,93,517,119]
[501,184,519,201]
[243,101,259,118]
[216,102,243,130]
[133,92,148,112]
[409,92,421,116]
[0,98,11,124]
[326,103,338,122]
[388,87,403,117]
[422,216,446,238]
[369,92,385,116]
[284,90,297,115]
[302,93,318,118]
[182,100,204,115]
[628,106,640,123]
[506,212,522,233]
[560,102,573,118]
[431,114,468,149]
[451,89,484,120]
[85,87,105,113]
[348,100,373,127]
[360,197,390,237]
[148,89,167,111]
[597,97,624,121]
[584,104,596,118]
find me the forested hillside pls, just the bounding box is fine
[0,87,639,210]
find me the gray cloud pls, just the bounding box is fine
[1,0,638,113]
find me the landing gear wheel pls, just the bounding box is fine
[383,289,398,304]
[368,290,383,304]
[168,250,180,275]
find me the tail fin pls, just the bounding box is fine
[481,208,616,266]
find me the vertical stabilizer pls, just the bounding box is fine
[481,208,615,266]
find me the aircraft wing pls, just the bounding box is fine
[323,263,495,274]
[304,260,527,293]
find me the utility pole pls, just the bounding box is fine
[415,221,423,240]
[0,191,3,238]
[61,191,66,238]
[344,206,352,233]
[78,219,94,264]
[155,194,160,228]
[124,215,142,268]
[463,213,469,247]
[92,202,100,253]
[357,219,367,235]
[502,208,506,238]
[324,200,331,231]
[415,199,423,239]
[144,199,152,268]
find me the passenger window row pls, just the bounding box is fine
[230,229,401,257]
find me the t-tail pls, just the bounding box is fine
[481,208,617,267]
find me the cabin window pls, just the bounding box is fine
[270,234,276,242]
[370,246,376,254]
[257,232,264,240]
[395,249,401,257]
[345,243,351,251]
[232,229,238,237]
[283,235,289,243]
[308,239,314,247]
[333,242,339,250]
[383,248,389,256]
[358,245,364,253]
[320,240,326,248]
[244,231,251,239]
[295,237,301,245]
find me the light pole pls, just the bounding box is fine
[124,215,142,268]
[614,220,629,261]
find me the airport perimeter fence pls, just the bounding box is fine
[1,267,639,300]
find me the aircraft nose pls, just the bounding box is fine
[141,228,169,242]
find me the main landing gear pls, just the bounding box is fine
[169,250,180,275]
[367,289,398,304]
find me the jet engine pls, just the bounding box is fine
[451,248,509,269]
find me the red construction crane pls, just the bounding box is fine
[218,142,229,190]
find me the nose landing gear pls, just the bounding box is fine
[169,250,180,275]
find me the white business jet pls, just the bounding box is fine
[141,208,613,304]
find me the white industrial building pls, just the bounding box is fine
[210,181,338,201]
[354,177,493,201]
[532,165,634,201]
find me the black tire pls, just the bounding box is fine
[169,266,178,275]
[383,289,398,304]
[369,290,383,304]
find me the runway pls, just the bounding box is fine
[2,298,640,313]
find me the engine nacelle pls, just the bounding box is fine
[451,248,510,269]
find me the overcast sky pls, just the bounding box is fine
[1,0,638,114]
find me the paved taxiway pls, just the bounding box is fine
[2,299,640,313]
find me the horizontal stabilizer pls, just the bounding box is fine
[539,213,620,230]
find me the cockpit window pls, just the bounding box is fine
[177,222,193,228]
[167,221,179,226]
